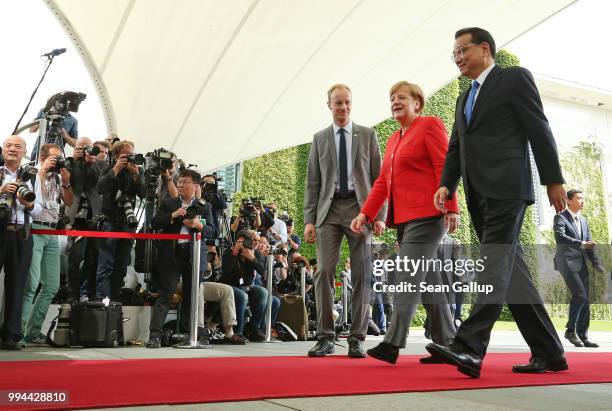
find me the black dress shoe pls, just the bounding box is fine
[419,355,446,364]
[580,338,599,348]
[0,339,23,351]
[367,342,399,364]
[308,338,335,357]
[425,343,482,378]
[512,355,569,373]
[564,330,584,347]
[348,338,367,358]
[146,336,162,348]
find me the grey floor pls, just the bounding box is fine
[3,329,612,410]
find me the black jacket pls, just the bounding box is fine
[221,247,264,289]
[440,65,564,203]
[152,196,215,268]
[97,167,146,225]
[65,158,107,223]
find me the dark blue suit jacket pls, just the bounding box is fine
[553,209,600,273]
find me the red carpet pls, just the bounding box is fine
[0,352,611,410]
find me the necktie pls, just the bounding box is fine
[338,128,348,196]
[465,80,480,125]
[574,216,582,239]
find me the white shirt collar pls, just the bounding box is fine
[332,121,353,136]
[567,209,581,220]
[474,63,496,87]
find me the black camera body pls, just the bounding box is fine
[126,153,145,165]
[185,199,206,221]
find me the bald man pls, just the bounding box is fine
[0,135,38,350]
[65,137,107,300]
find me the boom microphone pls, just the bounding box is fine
[42,48,67,57]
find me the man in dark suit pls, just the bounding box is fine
[146,169,215,348]
[304,84,386,358]
[428,27,568,378]
[554,189,603,348]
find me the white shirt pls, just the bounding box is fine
[32,172,62,223]
[268,218,288,244]
[465,63,496,117]
[332,121,355,191]
[0,165,42,225]
[567,209,582,239]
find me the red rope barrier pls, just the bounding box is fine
[30,229,200,241]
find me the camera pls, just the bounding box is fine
[126,153,145,165]
[143,148,174,200]
[43,91,87,115]
[16,183,36,203]
[185,199,206,220]
[80,145,100,157]
[116,191,138,228]
[52,156,72,173]
[241,237,254,250]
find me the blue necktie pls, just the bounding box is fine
[465,80,480,125]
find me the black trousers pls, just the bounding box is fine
[67,237,99,299]
[453,190,564,361]
[0,229,33,340]
[149,245,194,335]
[560,263,590,337]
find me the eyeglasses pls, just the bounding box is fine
[451,42,481,61]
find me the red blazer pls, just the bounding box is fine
[361,116,459,226]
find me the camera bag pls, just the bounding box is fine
[71,300,125,348]
[277,294,309,341]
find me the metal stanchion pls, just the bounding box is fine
[300,266,306,301]
[342,273,349,325]
[175,230,211,349]
[263,253,281,343]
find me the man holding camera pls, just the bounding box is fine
[96,140,146,300]
[201,174,228,236]
[65,137,107,301]
[147,169,216,348]
[0,135,38,350]
[221,231,269,341]
[21,144,73,345]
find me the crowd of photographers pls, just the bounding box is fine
[0,112,316,349]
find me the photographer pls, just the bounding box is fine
[0,135,38,350]
[286,219,301,253]
[277,251,314,301]
[21,143,73,345]
[263,203,287,245]
[230,198,261,234]
[65,137,107,301]
[221,231,269,342]
[28,91,85,162]
[96,140,146,300]
[155,152,178,203]
[201,174,227,236]
[147,169,216,348]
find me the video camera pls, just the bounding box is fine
[143,148,174,200]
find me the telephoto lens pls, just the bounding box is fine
[16,183,36,202]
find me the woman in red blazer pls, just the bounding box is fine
[351,81,460,364]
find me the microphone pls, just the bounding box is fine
[41,48,67,57]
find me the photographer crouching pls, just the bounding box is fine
[0,136,38,350]
[65,137,107,301]
[146,169,215,348]
[96,140,145,300]
[21,144,73,345]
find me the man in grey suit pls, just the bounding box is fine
[554,189,603,348]
[304,83,386,358]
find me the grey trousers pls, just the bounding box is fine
[383,217,456,348]
[315,197,371,340]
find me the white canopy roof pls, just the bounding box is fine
[47,0,574,170]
